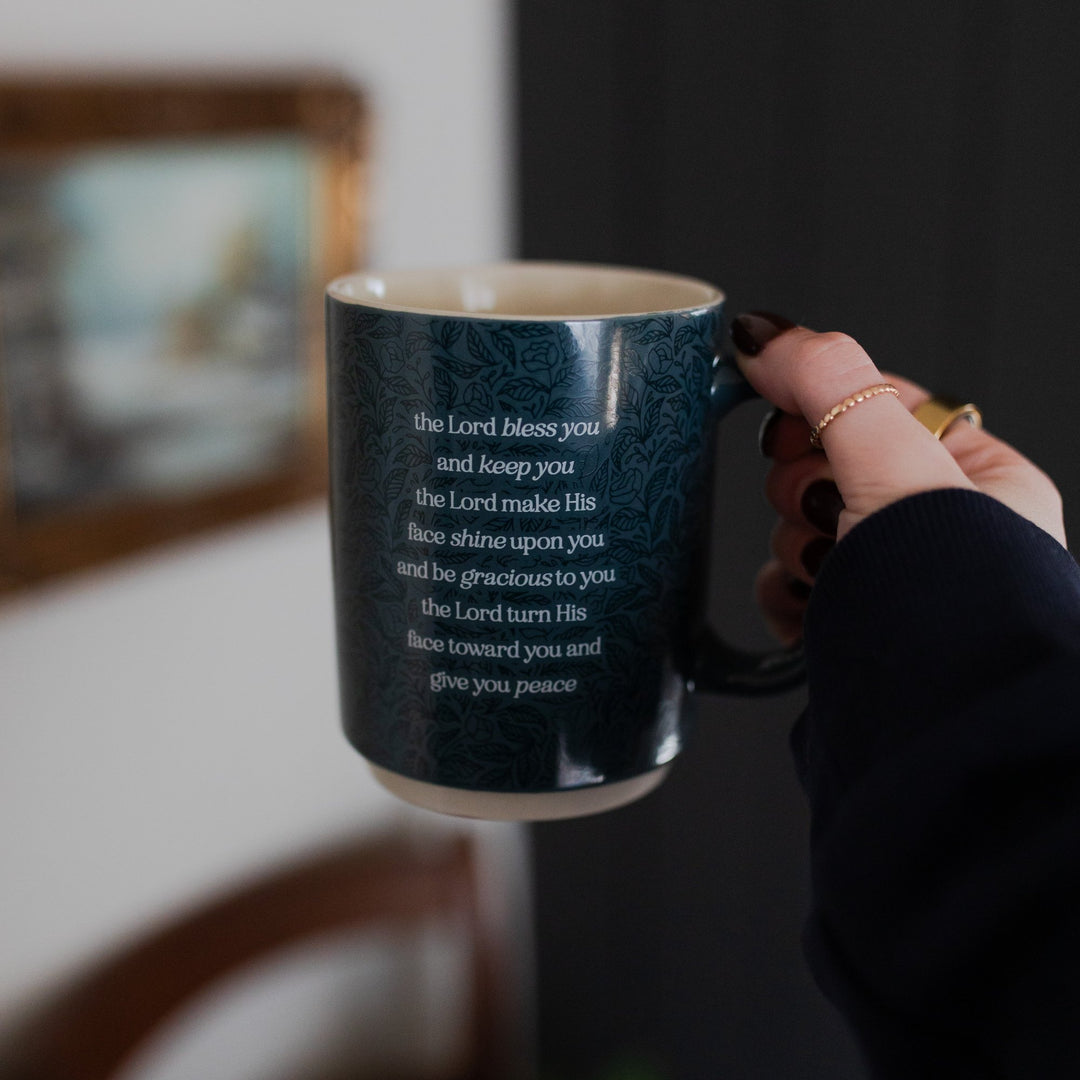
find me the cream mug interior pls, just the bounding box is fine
[327,262,724,320]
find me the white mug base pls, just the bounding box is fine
[368,763,671,821]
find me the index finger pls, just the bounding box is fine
[731,314,976,520]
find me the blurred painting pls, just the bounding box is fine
[2,138,312,509]
[0,77,365,591]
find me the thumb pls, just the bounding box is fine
[731,313,976,529]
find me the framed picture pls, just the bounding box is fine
[0,75,367,593]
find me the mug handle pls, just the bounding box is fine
[688,366,806,697]
[691,631,805,696]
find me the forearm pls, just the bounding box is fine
[796,488,1080,1077]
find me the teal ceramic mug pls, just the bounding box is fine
[326,262,802,820]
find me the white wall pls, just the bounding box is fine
[0,0,518,1032]
[0,0,512,270]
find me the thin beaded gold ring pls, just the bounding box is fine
[809,383,900,449]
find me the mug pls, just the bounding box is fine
[326,262,802,820]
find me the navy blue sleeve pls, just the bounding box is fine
[795,488,1080,1079]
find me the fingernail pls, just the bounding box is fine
[730,311,796,357]
[800,536,834,578]
[800,479,844,537]
[786,576,813,600]
[758,407,784,457]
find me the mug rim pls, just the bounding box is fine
[326,261,725,321]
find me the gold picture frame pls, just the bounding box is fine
[0,75,367,594]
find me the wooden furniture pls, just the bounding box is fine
[0,833,517,1080]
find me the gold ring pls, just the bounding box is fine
[809,383,900,449]
[912,396,983,439]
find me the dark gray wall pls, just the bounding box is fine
[515,3,1080,1078]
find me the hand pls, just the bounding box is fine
[730,312,1067,645]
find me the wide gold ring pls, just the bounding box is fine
[911,396,983,439]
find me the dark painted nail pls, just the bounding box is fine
[800,479,845,537]
[730,311,796,356]
[758,407,784,457]
[801,536,834,578]
[786,576,813,600]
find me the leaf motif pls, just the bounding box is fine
[440,321,464,349]
[540,396,570,419]
[396,442,431,468]
[610,539,650,564]
[551,324,580,359]
[592,457,611,491]
[489,329,518,364]
[635,327,669,344]
[637,565,664,595]
[406,329,439,355]
[499,376,548,402]
[674,322,698,354]
[506,322,553,339]
[553,396,600,419]
[518,516,553,533]
[438,352,482,378]
[434,550,474,565]
[384,375,415,397]
[622,349,648,382]
[603,586,643,614]
[463,381,494,412]
[369,316,404,339]
[393,499,413,536]
[645,466,670,507]
[641,398,663,441]
[385,467,409,500]
[467,324,496,365]
[375,395,395,435]
[434,367,457,409]
[611,429,638,469]
[348,312,383,334]
[381,341,405,370]
[611,506,646,533]
[652,495,674,536]
[632,318,673,344]
[648,374,681,395]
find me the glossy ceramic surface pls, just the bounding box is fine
[326,263,770,816]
